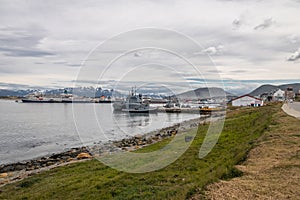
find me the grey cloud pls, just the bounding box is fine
[287,35,300,44]
[0,26,54,57]
[134,52,142,57]
[0,82,32,89]
[232,19,241,29]
[287,48,300,61]
[67,63,81,67]
[195,45,224,56]
[254,18,275,30]
[53,60,81,67]
[0,0,299,89]
[0,47,54,57]
[53,60,67,64]
[230,70,247,73]
[206,70,221,73]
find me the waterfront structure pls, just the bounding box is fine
[231,95,263,107]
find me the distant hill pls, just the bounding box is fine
[278,83,300,92]
[0,89,36,97]
[176,87,235,99]
[250,83,300,97]
[249,84,279,96]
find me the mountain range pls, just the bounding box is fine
[1,83,299,99]
[0,87,122,98]
[176,87,235,99]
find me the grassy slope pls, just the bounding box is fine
[202,103,300,199]
[0,104,278,200]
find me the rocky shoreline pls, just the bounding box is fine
[0,114,218,186]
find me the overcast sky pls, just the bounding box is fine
[0,0,300,94]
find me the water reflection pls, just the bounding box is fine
[127,112,151,128]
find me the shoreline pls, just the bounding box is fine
[0,114,221,186]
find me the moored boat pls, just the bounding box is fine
[21,97,61,103]
[163,97,181,113]
[113,88,157,113]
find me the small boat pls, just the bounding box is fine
[199,107,225,114]
[96,96,113,103]
[163,97,181,113]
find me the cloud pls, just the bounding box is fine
[134,52,142,57]
[0,0,300,90]
[232,19,241,29]
[287,48,300,61]
[198,45,224,56]
[254,18,275,30]
[53,60,81,67]
[66,63,81,67]
[0,47,54,57]
[230,70,247,73]
[287,35,300,44]
[0,26,54,57]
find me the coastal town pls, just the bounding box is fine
[1,0,300,199]
[6,84,299,109]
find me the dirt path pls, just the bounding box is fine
[193,107,300,199]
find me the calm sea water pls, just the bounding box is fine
[0,100,200,164]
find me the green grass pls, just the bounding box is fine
[0,104,279,200]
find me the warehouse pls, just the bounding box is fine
[231,95,263,107]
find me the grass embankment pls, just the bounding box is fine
[202,103,300,199]
[0,104,278,199]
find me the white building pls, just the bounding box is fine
[273,89,285,101]
[232,95,263,107]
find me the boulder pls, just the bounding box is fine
[76,153,92,159]
[0,173,8,178]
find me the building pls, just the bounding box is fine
[285,87,295,100]
[260,92,273,102]
[272,89,285,101]
[231,94,263,107]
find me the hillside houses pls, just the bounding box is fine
[259,89,285,102]
[285,87,295,100]
[273,89,285,101]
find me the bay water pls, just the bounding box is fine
[0,100,200,164]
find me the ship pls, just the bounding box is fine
[113,88,157,113]
[21,96,61,103]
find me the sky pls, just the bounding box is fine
[0,0,300,95]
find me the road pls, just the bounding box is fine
[288,102,300,112]
[282,102,300,118]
